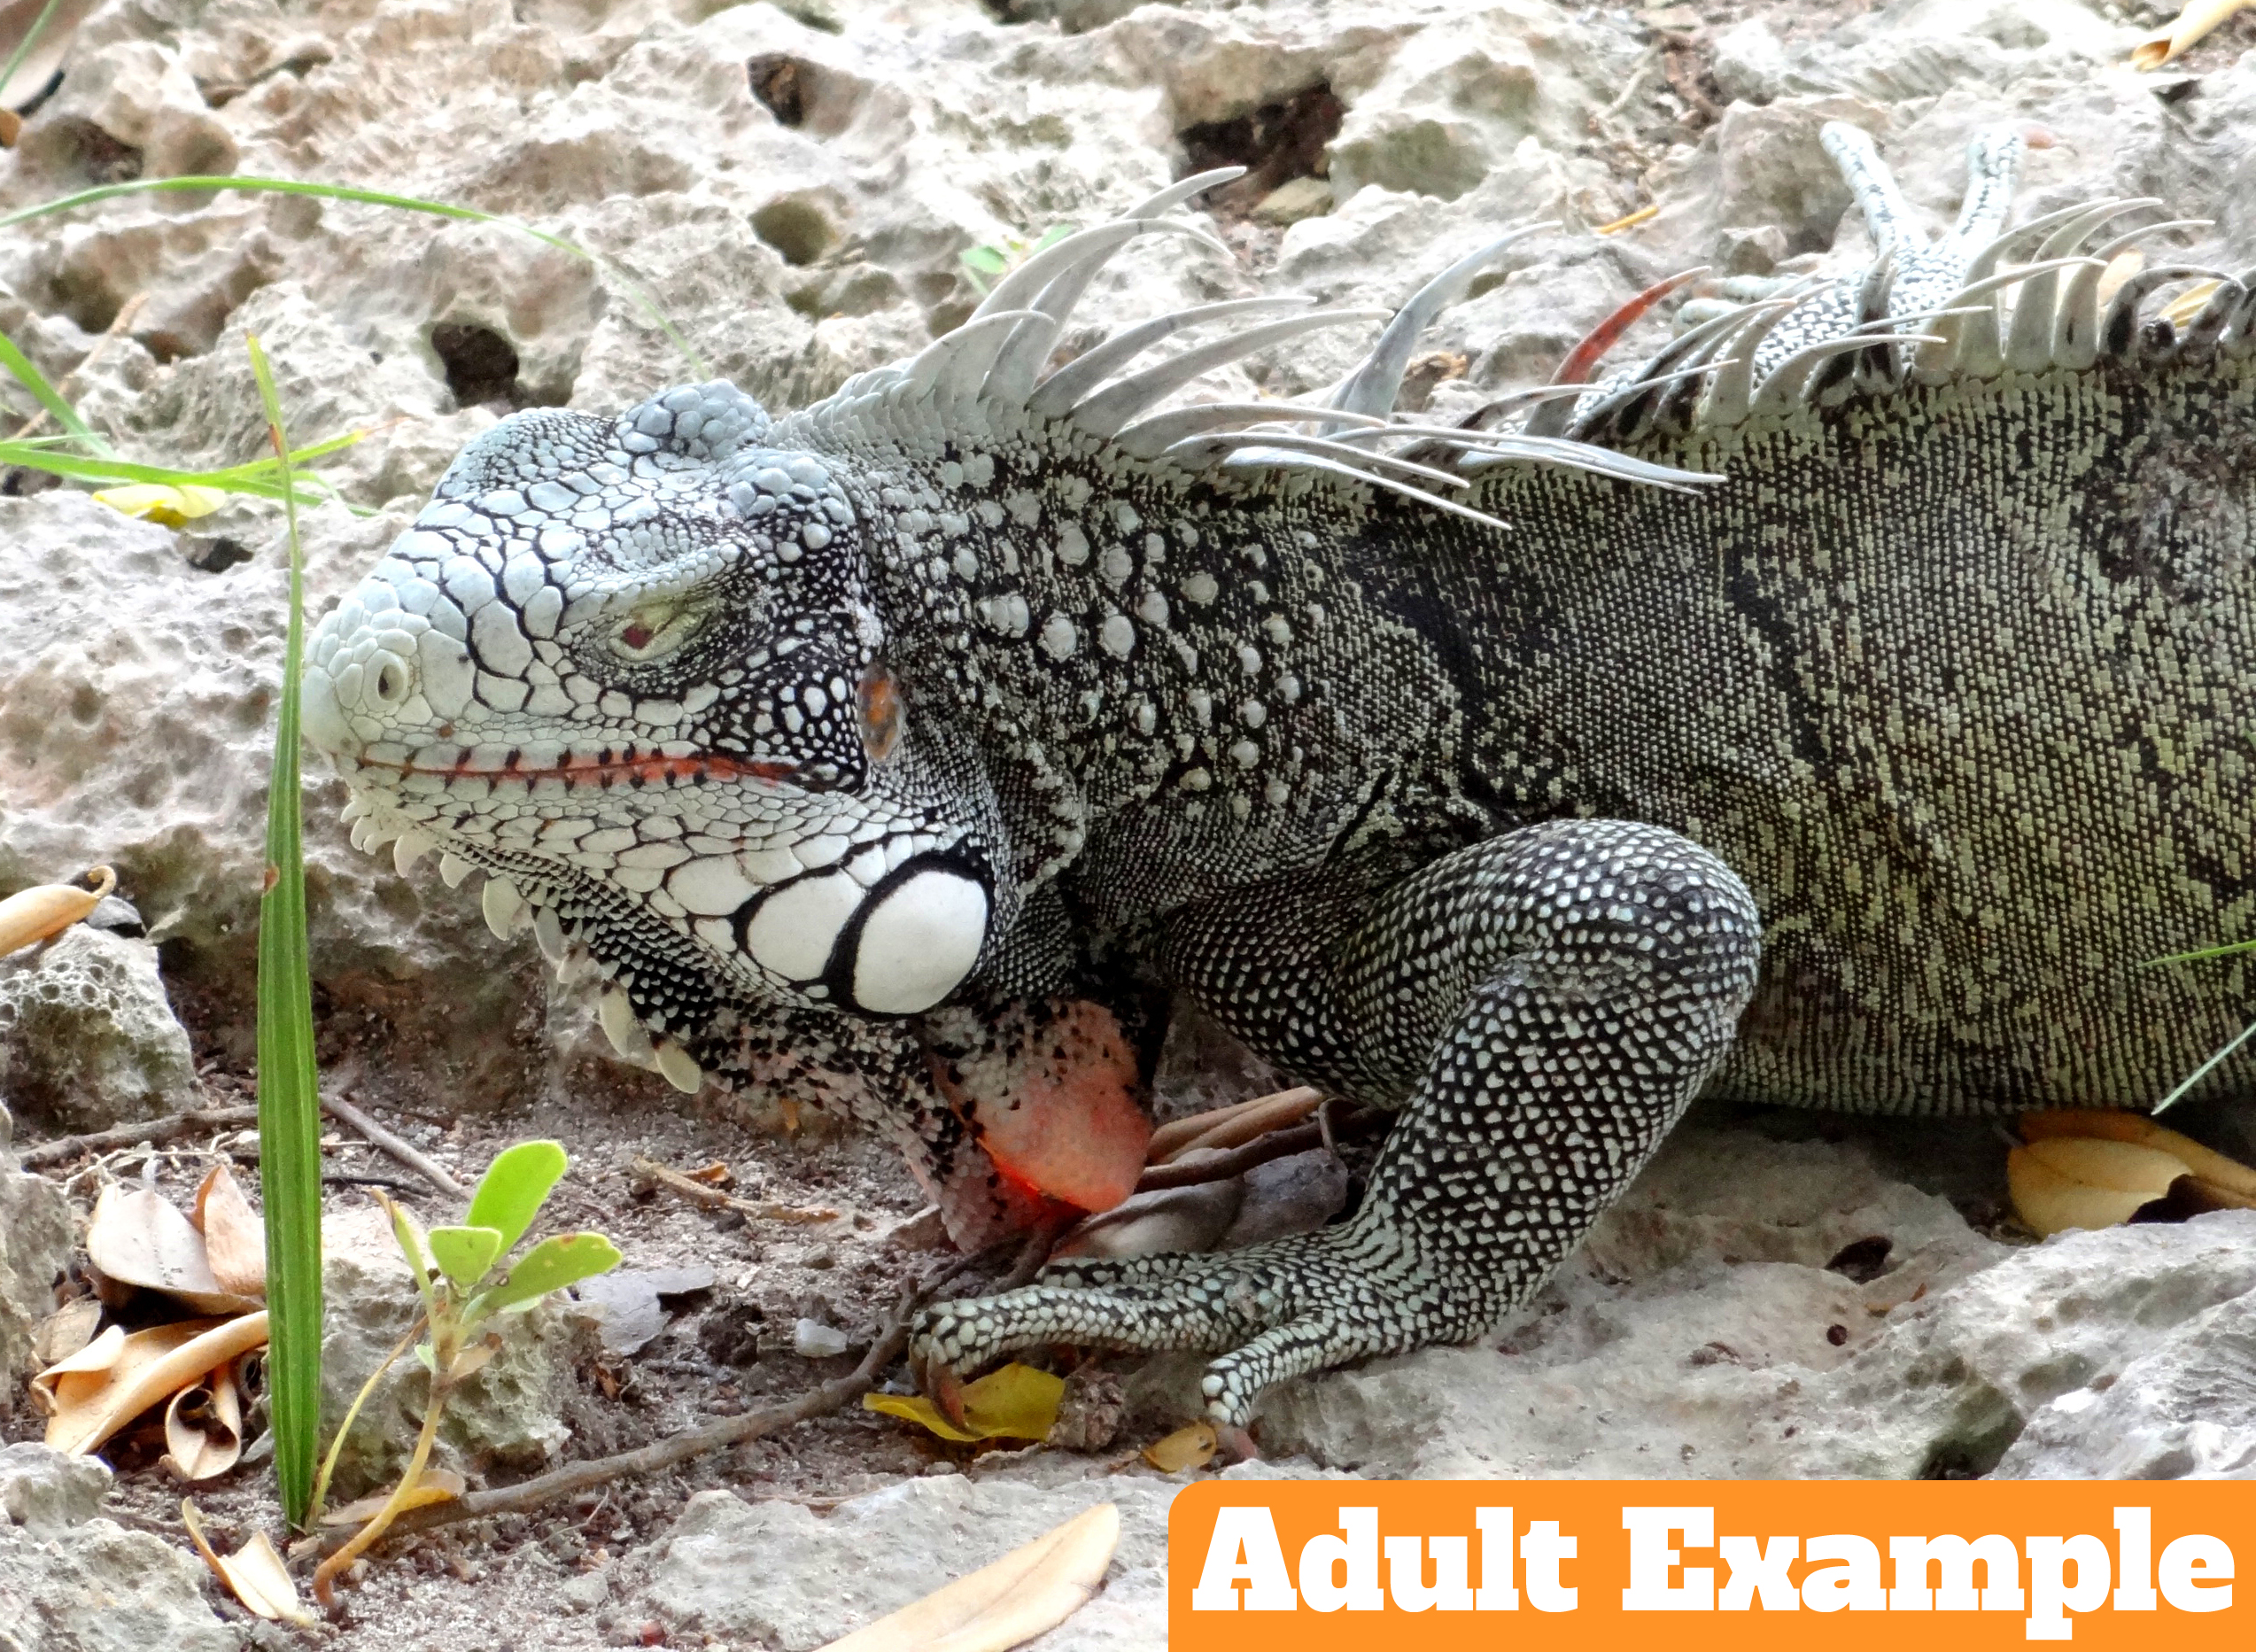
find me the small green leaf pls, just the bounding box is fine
[376,1191,436,1316]
[463,1232,622,1325]
[466,1141,569,1253]
[959,244,1011,275]
[425,1225,506,1289]
[414,1341,438,1374]
[1031,222,1078,254]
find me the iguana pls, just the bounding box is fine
[300,124,2256,1443]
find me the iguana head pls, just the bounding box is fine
[302,381,1004,1053]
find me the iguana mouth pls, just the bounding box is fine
[353,745,799,790]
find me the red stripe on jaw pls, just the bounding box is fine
[360,752,797,787]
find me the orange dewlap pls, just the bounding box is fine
[943,999,1152,1213]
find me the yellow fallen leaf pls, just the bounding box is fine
[191,1164,268,1301]
[318,1469,466,1527]
[1142,1422,1218,1473]
[86,1183,260,1315]
[2009,1136,2188,1238]
[2020,1109,2256,1198]
[864,1362,1066,1443]
[2132,0,2253,67]
[91,483,229,526]
[818,1501,1119,1652]
[160,1363,243,1482]
[182,1500,315,1627]
[39,1310,268,1456]
[0,865,114,956]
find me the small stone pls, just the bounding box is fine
[1715,224,1789,276]
[562,1569,613,1611]
[0,925,198,1131]
[791,1317,851,1358]
[0,1442,112,1534]
[1252,176,1334,226]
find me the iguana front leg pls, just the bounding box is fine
[911,818,1762,1431]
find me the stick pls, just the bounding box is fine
[321,1093,469,1200]
[15,1104,260,1169]
[629,1153,837,1222]
[355,1239,1040,1543]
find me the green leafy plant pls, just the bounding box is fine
[247,334,326,1531]
[309,1141,621,1604]
[959,221,1078,295]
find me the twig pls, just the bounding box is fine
[16,1104,260,1169]
[629,1153,837,1223]
[1134,1106,1388,1192]
[9,293,148,440]
[353,1240,1042,1544]
[322,1092,468,1200]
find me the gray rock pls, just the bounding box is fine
[0,1444,112,1536]
[0,1517,239,1652]
[0,1149,71,1402]
[316,1204,603,1500]
[0,924,197,1131]
[641,1473,1178,1650]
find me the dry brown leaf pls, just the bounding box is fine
[1142,1422,1218,1472]
[86,1183,260,1314]
[182,1500,315,1627]
[2020,1110,2256,1198]
[39,1310,268,1456]
[0,866,113,957]
[1148,1086,1322,1165]
[159,1363,243,1482]
[190,1164,268,1301]
[318,1469,466,1527]
[2008,1136,2188,1238]
[30,1299,103,1369]
[819,1501,1120,1652]
[2132,0,2254,68]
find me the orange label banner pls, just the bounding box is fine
[1168,1480,2255,1648]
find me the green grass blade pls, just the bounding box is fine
[247,331,324,1530]
[0,177,708,377]
[0,432,365,511]
[0,326,112,454]
[2140,937,2256,969]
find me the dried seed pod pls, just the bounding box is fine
[0,865,117,957]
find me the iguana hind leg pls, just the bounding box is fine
[911,818,1762,1429]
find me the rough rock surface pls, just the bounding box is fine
[0,925,198,1131]
[318,1203,605,1498]
[2,0,2255,1641]
[0,1110,73,1405]
[0,1441,236,1652]
[639,1460,1335,1649]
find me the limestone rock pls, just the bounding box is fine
[0,1444,112,1537]
[0,1517,239,1652]
[0,1137,72,1404]
[0,924,197,1131]
[640,1472,1180,1649]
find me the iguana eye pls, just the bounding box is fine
[608,600,706,663]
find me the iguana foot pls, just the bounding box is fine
[912,818,1763,1429]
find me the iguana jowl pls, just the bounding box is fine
[302,126,2256,1433]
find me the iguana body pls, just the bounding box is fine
[303,128,2256,1432]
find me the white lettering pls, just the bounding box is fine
[1889,1534,2025,1610]
[1802,1535,1886,1613]
[1385,1534,1473,1611]
[1522,1519,1579,1611]
[1190,1507,1299,1612]
[2113,1509,2157,1611]
[1474,1508,1518,1610]
[1623,1507,1716,1610]
[1299,1507,1384,1612]
[2159,1534,2233,1614]
[2027,1534,2111,1640]
[1719,1535,1800,1611]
